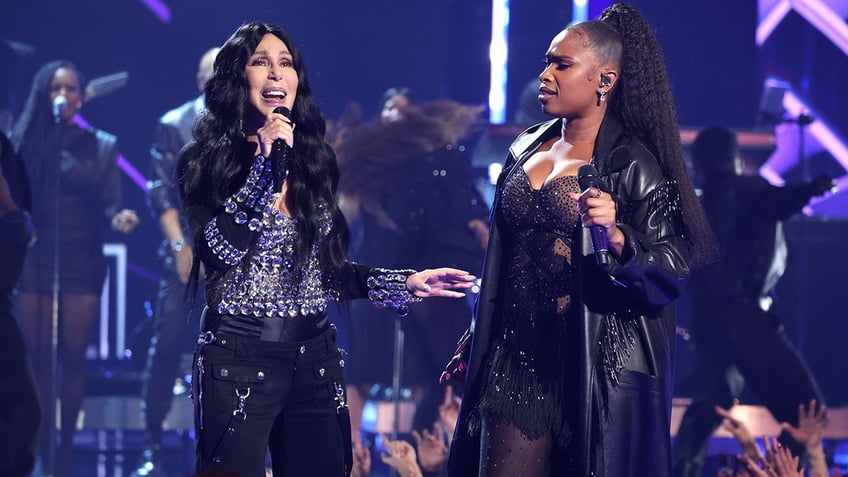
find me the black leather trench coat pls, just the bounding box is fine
[447,114,691,477]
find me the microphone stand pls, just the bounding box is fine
[792,112,813,356]
[389,316,404,477]
[44,118,64,477]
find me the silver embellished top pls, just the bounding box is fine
[214,210,332,319]
[203,154,332,319]
[200,153,420,323]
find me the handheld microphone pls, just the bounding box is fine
[577,164,612,267]
[271,106,292,191]
[53,96,68,123]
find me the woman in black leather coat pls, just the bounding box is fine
[443,4,714,476]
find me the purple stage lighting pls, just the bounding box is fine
[138,0,171,24]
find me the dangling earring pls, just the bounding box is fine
[597,90,608,105]
[238,119,246,138]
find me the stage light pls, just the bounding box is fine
[756,0,791,46]
[138,0,171,24]
[489,0,510,124]
[573,0,589,22]
[758,82,848,215]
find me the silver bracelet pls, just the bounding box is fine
[366,268,423,317]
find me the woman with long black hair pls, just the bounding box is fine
[11,59,138,475]
[443,4,715,476]
[178,22,475,477]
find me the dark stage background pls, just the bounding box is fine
[1,0,845,406]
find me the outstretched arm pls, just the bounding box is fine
[406,268,476,298]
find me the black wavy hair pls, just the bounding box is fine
[11,60,87,182]
[178,21,350,290]
[587,3,715,265]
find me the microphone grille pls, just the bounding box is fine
[273,106,292,119]
[577,164,599,191]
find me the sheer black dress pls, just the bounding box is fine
[468,167,581,474]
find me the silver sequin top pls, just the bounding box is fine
[203,154,334,320]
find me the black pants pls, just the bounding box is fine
[142,261,202,446]
[672,300,823,477]
[193,324,349,477]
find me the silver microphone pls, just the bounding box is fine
[53,96,68,122]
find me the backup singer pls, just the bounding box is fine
[671,126,831,477]
[11,60,138,475]
[332,87,489,450]
[132,46,219,477]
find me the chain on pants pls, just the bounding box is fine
[191,325,352,477]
